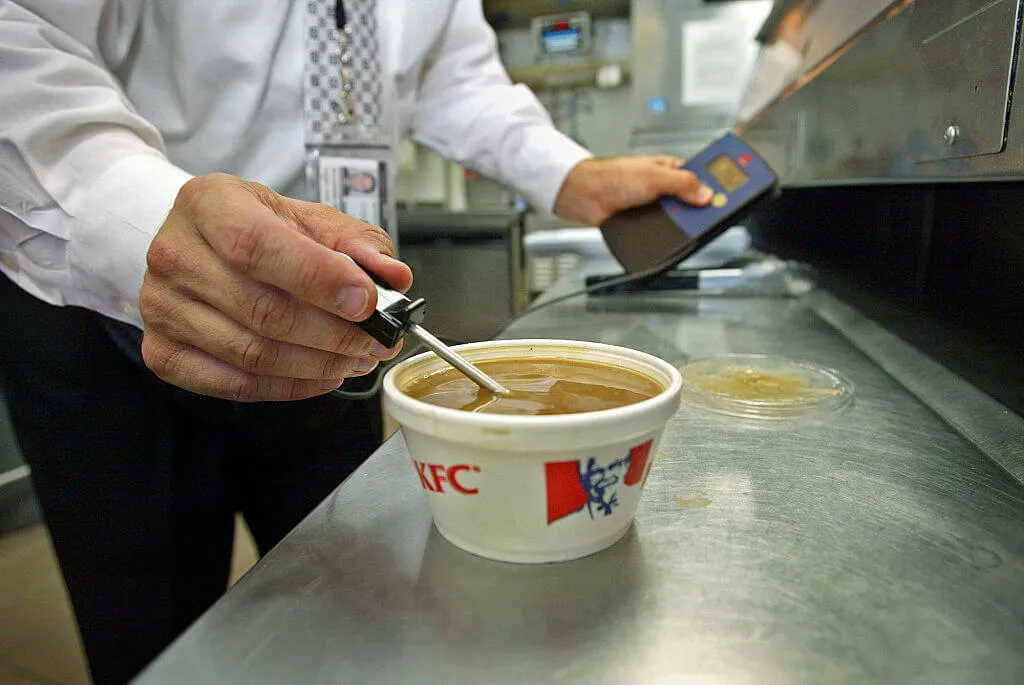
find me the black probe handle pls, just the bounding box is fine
[339,254,425,348]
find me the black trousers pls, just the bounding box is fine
[0,274,381,684]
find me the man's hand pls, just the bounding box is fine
[553,156,713,226]
[139,173,413,402]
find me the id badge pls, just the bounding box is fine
[306,147,395,237]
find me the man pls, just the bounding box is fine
[0,1,710,682]
[344,171,377,195]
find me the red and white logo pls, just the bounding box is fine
[544,440,653,524]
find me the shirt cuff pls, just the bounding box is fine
[509,126,593,216]
[66,153,193,328]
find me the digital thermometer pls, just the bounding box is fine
[339,254,510,395]
[600,133,778,275]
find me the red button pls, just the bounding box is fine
[738,153,752,168]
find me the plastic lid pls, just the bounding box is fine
[678,354,853,419]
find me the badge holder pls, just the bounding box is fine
[303,0,397,241]
[303,0,399,399]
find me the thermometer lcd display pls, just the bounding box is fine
[707,154,749,192]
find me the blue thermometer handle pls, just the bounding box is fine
[600,133,778,275]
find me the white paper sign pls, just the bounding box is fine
[317,157,382,226]
[682,19,752,106]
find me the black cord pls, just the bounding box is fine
[334,0,347,30]
[330,341,424,400]
[500,262,671,331]
[330,333,465,400]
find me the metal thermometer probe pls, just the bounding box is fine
[341,255,511,396]
[404,323,510,396]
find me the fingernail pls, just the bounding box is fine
[369,342,395,359]
[698,185,714,203]
[353,356,378,374]
[335,286,368,318]
[319,379,344,390]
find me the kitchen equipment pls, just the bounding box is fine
[397,210,526,343]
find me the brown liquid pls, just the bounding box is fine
[402,358,664,415]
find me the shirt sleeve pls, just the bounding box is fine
[407,0,593,215]
[0,1,192,328]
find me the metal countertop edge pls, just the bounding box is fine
[808,289,1024,486]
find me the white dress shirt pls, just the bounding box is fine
[0,0,591,328]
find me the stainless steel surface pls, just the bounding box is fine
[408,323,511,396]
[135,262,1024,685]
[740,0,1024,183]
[807,289,1024,486]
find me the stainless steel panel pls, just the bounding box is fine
[912,0,1017,161]
[740,0,1024,183]
[792,1,905,81]
[135,260,1024,685]
[736,0,902,124]
[810,291,1024,484]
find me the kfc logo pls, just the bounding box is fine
[414,461,481,495]
[545,440,653,524]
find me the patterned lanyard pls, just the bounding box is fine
[304,0,386,146]
[302,0,394,235]
[334,0,357,124]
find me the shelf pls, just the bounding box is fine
[505,59,631,91]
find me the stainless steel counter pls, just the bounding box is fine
[134,264,1024,684]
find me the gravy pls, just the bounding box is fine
[402,357,663,415]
